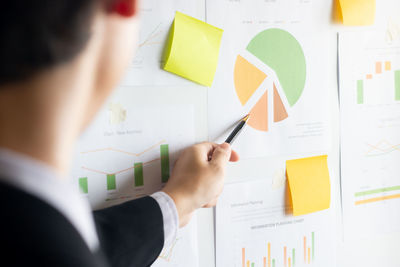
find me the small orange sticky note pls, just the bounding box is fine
[338,0,376,26]
[286,155,331,216]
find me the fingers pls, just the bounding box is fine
[230,149,240,162]
[194,142,218,153]
[210,143,231,168]
[192,142,219,162]
[193,142,240,163]
[203,198,218,208]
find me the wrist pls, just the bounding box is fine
[162,188,196,227]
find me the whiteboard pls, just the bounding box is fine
[76,0,400,266]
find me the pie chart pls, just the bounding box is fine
[234,28,306,132]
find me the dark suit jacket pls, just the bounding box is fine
[0,182,164,267]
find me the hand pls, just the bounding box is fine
[162,142,239,227]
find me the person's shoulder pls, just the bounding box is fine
[0,181,107,267]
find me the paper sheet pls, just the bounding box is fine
[207,0,330,159]
[338,0,376,26]
[163,12,223,87]
[216,179,336,267]
[152,217,198,267]
[286,155,331,216]
[70,86,198,267]
[120,0,197,87]
[339,30,400,239]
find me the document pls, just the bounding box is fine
[216,179,336,267]
[71,86,198,266]
[207,0,331,158]
[120,0,197,86]
[339,30,400,239]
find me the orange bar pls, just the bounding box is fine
[268,243,271,267]
[385,61,392,71]
[242,248,246,267]
[288,257,291,267]
[355,193,400,205]
[303,237,306,263]
[308,247,311,264]
[247,260,250,267]
[376,62,382,74]
[366,74,373,79]
[263,257,267,267]
[284,246,287,267]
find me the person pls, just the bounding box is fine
[0,0,239,266]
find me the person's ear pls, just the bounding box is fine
[108,0,138,17]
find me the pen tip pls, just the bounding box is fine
[242,114,250,122]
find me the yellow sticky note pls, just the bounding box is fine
[286,155,331,216]
[338,0,375,26]
[163,12,223,87]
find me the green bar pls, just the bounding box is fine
[160,144,170,183]
[107,174,116,190]
[312,232,315,261]
[357,80,364,104]
[355,185,400,197]
[395,70,400,101]
[272,259,275,267]
[79,177,88,194]
[292,248,295,266]
[251,263,255,267]
[134,163,144,187]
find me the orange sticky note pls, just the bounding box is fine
[286,155,331,216]
[338,0,375,26]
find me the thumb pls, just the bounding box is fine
[210,143,231,167]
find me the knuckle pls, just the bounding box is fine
[212,163,225,175]
[195,142,208,148]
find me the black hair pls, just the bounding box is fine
[0,0,97,85]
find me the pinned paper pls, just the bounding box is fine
[337,0,376,26]
[163,11,223,87]
[286,155,331,216]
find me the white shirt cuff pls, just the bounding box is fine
[151,191,179,246]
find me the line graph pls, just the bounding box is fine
[138,22,164,48]
[80,140,166,157]
[356,60,400,105]
[365,140,400,157]
[79,143,170,192]
[81,158,161,175]
[72,99,198,266]
[158,238,180,262]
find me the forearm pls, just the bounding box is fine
[93,196,164,267]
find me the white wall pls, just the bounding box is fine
[191,1,400,266]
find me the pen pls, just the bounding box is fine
[224,114,250,145]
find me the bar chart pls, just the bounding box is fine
[339,30,400,239]
[217,179,335,267]
[356,60,400,105]
[71,102,195,211]
[71,101,197,267]
[354,186,400,205]
[240,232,315,267]
[78,143,171,195]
